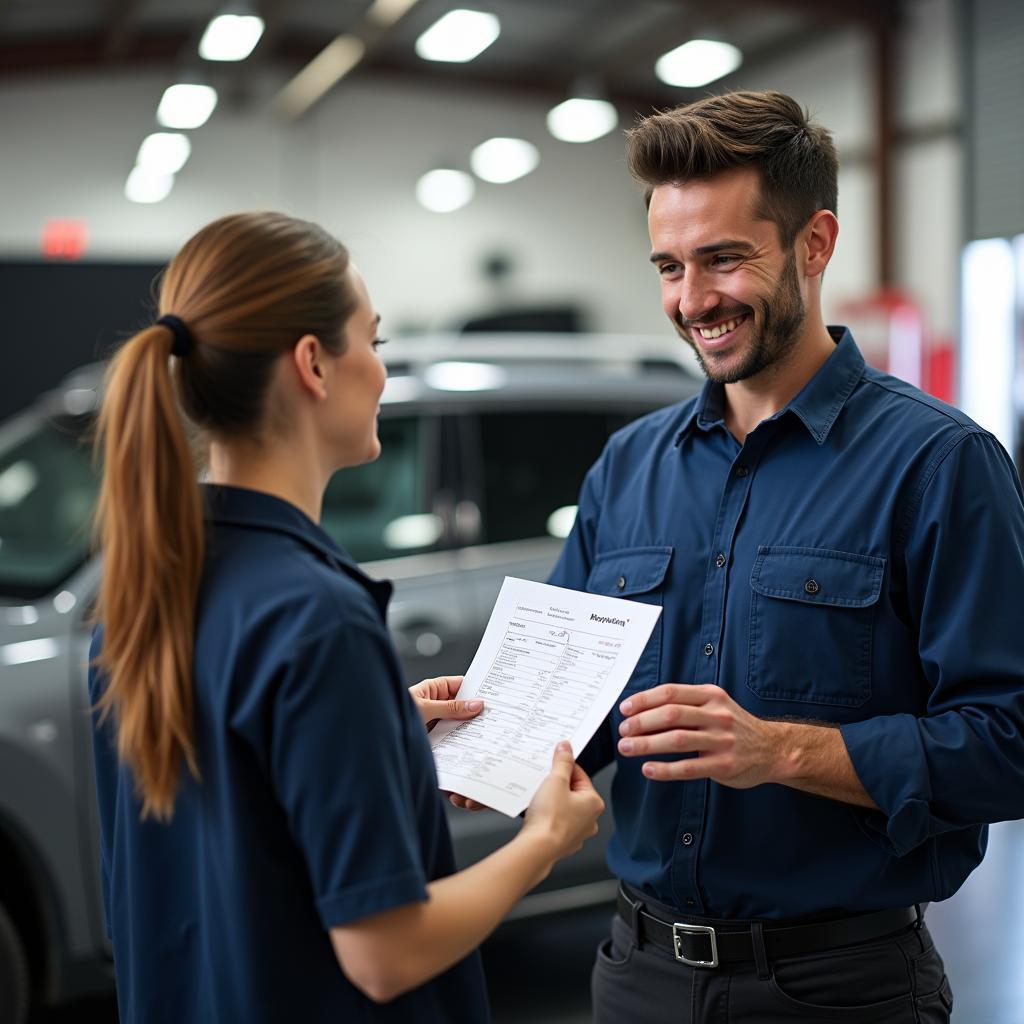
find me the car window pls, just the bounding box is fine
[321,415,439,563]
[0,416,96,600]
[476,410,633,545]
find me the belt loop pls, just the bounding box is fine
[751,921,770,981]
[628,891,646,950]
[914,903,923,930]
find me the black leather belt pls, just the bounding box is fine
[617,885,919,969]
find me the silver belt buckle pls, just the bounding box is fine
[672,922,718,968]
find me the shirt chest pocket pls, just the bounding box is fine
[586,546,673,695]
[746,546,885,708]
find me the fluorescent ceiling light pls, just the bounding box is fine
[415,9,500,63]
[415,169,475,213]
[136,132,191,174]
[274,35,366,120]
[366,0,422,28]
[423,361,507,391]
[157,83,218,129]
[470,137,539,183]
[655,39,743,88]
[125,166,174,204]
[199,14,265,61]
[546,97,618,144]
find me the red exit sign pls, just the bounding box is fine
[42,219,88,259]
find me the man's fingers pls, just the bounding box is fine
[619,703,709,737]
[617,729,713,757]
[639,756,720,782]
[619,683,716,717]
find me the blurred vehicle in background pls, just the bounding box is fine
[0,332,700,1020]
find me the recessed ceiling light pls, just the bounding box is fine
[655,39,743,88]
[125,166,174,204]
[135,133,191,175]
[470,137,539,183]
[415,169,475,213]
[415,9,500,63]
[546,97,618,144]
[156,83,218,129]
[198,14,265,61]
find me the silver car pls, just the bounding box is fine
[0,333,700,1019]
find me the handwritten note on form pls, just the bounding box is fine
[429,577,661,817]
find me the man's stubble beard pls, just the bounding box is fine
[679,250,806,385]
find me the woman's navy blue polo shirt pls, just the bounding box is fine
[89,484,489,1023]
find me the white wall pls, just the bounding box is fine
[0,0,962,339]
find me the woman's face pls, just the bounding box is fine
[324,265,388,470]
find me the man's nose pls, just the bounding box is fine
[675,272,720,324]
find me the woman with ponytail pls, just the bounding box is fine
[90,211,603,1023]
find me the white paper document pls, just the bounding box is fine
[429,577,661,817]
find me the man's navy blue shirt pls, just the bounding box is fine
[549,328,1024,919]
[90,484,489,1023]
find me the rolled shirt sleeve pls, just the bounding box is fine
[841,430,1024,856]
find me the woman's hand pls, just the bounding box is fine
[521,741,604,860]
[408,675,483,732]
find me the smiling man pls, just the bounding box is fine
[548,91,1024,1022]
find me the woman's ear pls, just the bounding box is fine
[290,334,328,401]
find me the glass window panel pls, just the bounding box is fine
[320,416,435,563]
[0,417,97,598]
[477,411,618,545]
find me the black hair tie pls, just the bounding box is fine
[156,314,193,358]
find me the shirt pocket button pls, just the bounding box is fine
[804,579,820,595]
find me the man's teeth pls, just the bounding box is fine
[698,316,744,340]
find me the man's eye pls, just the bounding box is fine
[372,336,390,350]
[658,263,680,276]
[712,254,739,267]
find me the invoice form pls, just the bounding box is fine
[429,577,661,817]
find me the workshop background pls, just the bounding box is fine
[1,1,1023,1021]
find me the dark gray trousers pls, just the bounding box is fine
[592,913,953,1023]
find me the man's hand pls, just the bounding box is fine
[408,675,483,732]
[617,683,786,788]
[617,683,877,808]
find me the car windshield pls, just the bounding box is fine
[0,415,97,601]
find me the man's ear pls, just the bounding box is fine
[290,334,328,401]
[801,209,839,279]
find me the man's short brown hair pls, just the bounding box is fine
[625,90,838,247]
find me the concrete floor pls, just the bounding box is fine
[36,819,1024,1023]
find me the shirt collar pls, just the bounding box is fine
[201,484,392,616]
[674,326,864,447]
